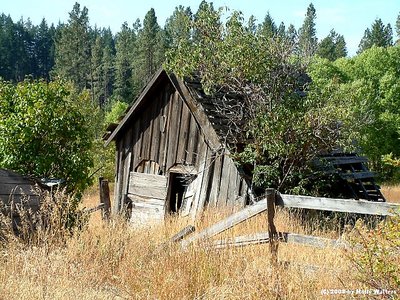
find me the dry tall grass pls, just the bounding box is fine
[381,185,400,204]
[0,188,396,299]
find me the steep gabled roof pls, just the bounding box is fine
[104,67,243,150]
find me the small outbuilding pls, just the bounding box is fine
[0,169,44,227]
[104,68,251,224]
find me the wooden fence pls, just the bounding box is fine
[178,189,400,253]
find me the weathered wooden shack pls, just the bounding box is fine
[104,68,250,224]
[0,169,44,226]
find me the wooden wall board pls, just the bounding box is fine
[128,172,167,199]
[176,101,191,164]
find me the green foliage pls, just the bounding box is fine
[91,99,129,182]
[0,79,97,194]
[309,46,400,180]
[347,213,400,292]
[104,99,129,125]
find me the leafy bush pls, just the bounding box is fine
[0,79,97,194]
[346,212,400,293]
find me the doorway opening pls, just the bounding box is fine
[168,173,187,213]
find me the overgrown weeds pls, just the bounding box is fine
[0,192,398,299]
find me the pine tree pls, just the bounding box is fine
[165,5,192,50]
[134,9,165,90]
[358,18,393,53]
[334,35,347,58]
[277,22,286,38]
[137,8,161,81]
[286,24,297,47]
[90,36,103,104]
[298,3,318,58]
[259,12,277,39]
[316,29,347,61]
[101,44,114,108]
[114,22,135,103]
[396,12,400,44]
[34,18,55,80]
[53,2,91,91]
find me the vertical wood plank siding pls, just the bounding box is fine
[114,81,248,215]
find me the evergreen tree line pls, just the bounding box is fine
[1,2,400,108]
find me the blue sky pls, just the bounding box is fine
[2,0,399,56]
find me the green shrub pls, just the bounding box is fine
[346,212,400,294]
[0,79,97,195]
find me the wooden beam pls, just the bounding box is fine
[181,198,268,248]
[211,232,345,249]
[277,194,400,216]
[156,225,195,252]
[320,156,368,165]
[169,225,196,243]
[83,203,105,214]
[340,171,375,180]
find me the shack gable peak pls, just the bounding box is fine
[104,68,244,150]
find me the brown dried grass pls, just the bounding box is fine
[381,185,400,204]
[0,188,379,299]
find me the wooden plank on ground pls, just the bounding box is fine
[277,194,400,216]
[211,232,344,249]
[182,198,268,248]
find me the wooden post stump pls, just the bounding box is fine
[99,177,111,220]
[266,188,278,266]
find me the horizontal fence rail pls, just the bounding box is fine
[211,232,347,250]
[178,190,400,253]
[276,194,400,216]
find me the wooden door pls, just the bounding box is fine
[128,172,168,225]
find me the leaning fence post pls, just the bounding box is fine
[266,188,278,265]
[99,177,111,220]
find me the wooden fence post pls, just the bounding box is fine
[266,188,278,265]
[99,177,111,220]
